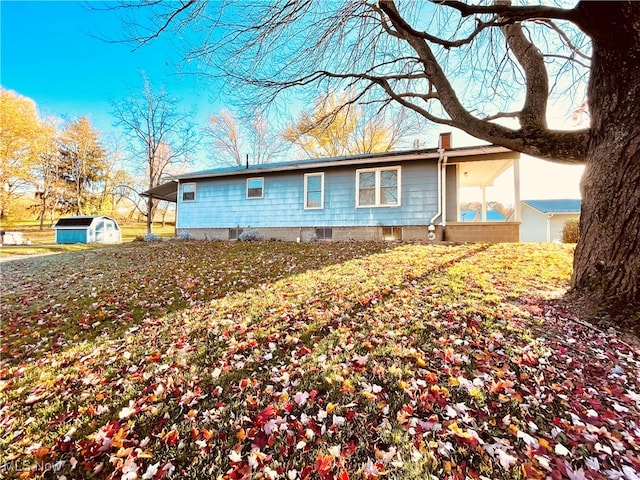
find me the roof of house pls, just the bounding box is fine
[522,199,581,214]
[53,216,118,228]
[176,144,514,181]
[142,144,518,201]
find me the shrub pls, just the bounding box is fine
[238,229,263,242]
[177,230,195,241]
[562,217,580,243]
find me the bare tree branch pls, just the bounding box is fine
[432,1,579,23]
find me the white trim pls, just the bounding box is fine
[355,166,401,208]
[304,172,324,209]
[182,182,196,202]
[247,177,264,199]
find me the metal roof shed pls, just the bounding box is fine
[53,216,122,244]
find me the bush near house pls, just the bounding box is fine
[562,217,580,243]
[0,242,638,480]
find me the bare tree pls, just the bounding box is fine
[206,109,285,166]
[111,75,196,233]
[114,1,640,323]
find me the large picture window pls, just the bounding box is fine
[356,167,400,207]
[247,177,264,199]
[304,173,324,209]
[182,183,196,202]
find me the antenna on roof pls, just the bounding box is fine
[246,154,249,169]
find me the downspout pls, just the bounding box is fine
[175,179,180,237]
[441,155,448,228]
[428,148,446,240]
[546,214,553,243]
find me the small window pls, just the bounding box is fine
[229,228,243,240]
[247,178,264,199]
[382,226,402,241]
[356,167,400,207]
[315,227,332,240]
[305,173,324,209]
[182,183,196,202]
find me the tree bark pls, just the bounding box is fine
[146,197,155,234]
[571,2,640,321]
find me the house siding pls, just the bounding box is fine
[519,204,548,242]
[177,161,439,232]
[520,204,579,242]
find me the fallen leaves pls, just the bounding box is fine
[1,241,639,480]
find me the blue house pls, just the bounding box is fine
[53,216,122,244]
[144,135,522,242]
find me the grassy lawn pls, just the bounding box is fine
[0,222,175,257]
[0,241,638,480]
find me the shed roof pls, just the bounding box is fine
[53,216,118,229]
[522,199,581,214]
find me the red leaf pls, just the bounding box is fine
[314,453,334,480]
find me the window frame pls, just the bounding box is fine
[182,182,196,202]
[246,177,264,199]
[304,172,325,210]
[355,166,401,208]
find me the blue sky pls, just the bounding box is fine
[1,0,584,199]
[1,0,216,140]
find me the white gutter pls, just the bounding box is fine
[441,154,448,227]
[429,148,445,226]
[429,148,448,239]
[175,179,180,236]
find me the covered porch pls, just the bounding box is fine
[443,153,521,242]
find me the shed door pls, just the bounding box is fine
[95,220,105,243]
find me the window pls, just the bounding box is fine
[247,178,264,199]
[182,183,196,202]
[304,173,324,209]
[315,227,332,240]
[382,227,402,241]
[229,228,243,240]
[356,167,400,207]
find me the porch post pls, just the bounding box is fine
[513,158,521,222]
[481,186,487,221]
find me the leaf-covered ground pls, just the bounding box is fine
[1,241,638,480]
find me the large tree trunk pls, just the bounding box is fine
[571,3,640,322]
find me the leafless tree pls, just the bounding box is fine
[111,75,197,233]
[112,1,640,323]
[205,109,285,166]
